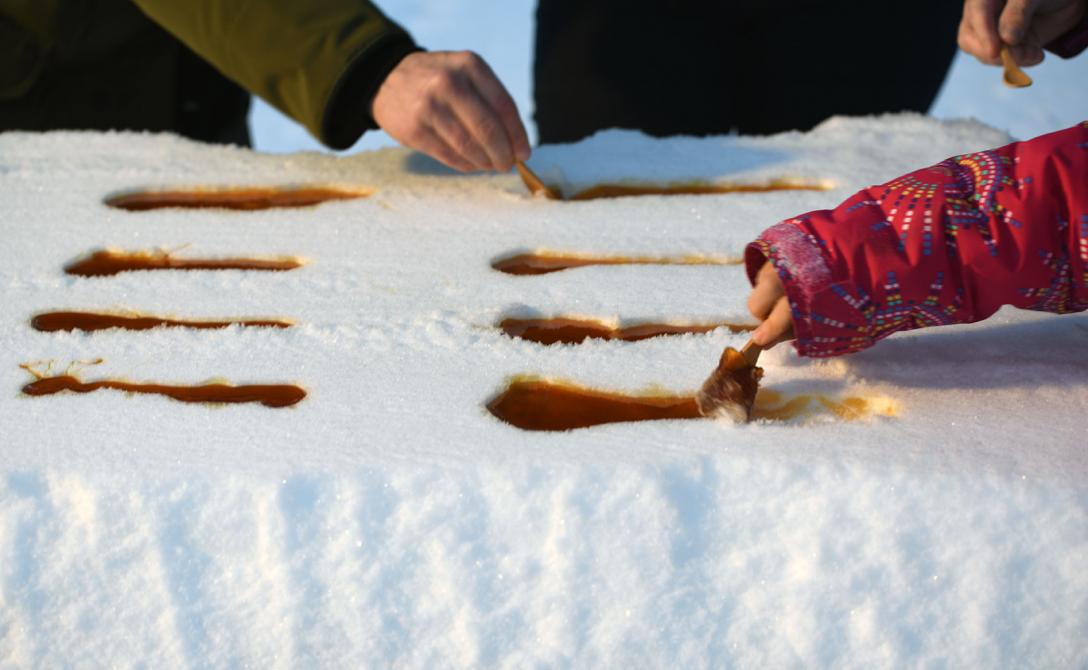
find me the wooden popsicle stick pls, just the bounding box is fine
[740,339,763,367]
[516,161,561,200]
[1001,47,1033,88]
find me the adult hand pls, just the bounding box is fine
[958,0,1087,66]
[371,51,531,173]
[747,262,795,349]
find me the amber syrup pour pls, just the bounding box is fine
[65,249,303,277]
[19,362,305,408]
[492,252,740,276]
[566,179,832,201]
[487,379,892,431]
[500,316,755,345]
[105,186,372,211]
[31,311,293,333]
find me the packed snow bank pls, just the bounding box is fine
[0,115,1084,667]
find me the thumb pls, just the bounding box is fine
[751,297,794,349]
[1000,0,1039,45]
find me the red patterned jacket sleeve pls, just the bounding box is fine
[745,121,1088,358]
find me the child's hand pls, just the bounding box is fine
[747,262,795,348]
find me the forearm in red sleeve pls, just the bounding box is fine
[745,121,1088,358]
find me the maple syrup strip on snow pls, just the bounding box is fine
[487,380,882,432]
[492,252,741,276]
[488,379,701,431]
[105,186,371,211]
[20,369,306,408]
[65,250,303,277]
[500,317,755,345]
[31,311,293,333]
[566,179,832,201]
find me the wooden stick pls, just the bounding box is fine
[516,161,561,200]
[740,340,763,367]
[1001,47,1033,88]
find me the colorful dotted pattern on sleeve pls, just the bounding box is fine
[745,122,1088,358]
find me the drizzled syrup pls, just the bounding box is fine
[20,364,305,408]
[500,317,755,345]
[567,179,832,201]
[487,379,893,431]
[65,249,303,277]
[492,252,740,276]
[31,311,293,333]
[106,186,371,211]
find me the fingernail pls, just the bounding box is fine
[750,326,767,346]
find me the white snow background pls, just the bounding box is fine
[2,2,1087,667]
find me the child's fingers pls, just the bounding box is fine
[747,262,785,321]
[751,296,795,349]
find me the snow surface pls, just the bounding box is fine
[1,115,1087,667]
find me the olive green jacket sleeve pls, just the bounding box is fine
[132,0,419,149]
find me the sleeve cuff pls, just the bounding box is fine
[321,33,422,150]
[1045,8,1088,58]
[746,220,882,358]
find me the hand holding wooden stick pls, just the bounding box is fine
[1001,46,1033,87]
[516,161,561,199]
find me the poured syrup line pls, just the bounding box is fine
[566,179,833,201]
[65,249,304,277]
[19,363,305,408]
[500,316,755,345]
[486,379,894,432]
[492,252,741,276]
[105,186,373,211]
[31,311,293,333]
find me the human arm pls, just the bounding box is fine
[370,51,530,172]
[745,122,1088,357]
[958,0,1088,65]
[131,0,529,169]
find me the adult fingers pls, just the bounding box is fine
[371,51,524,173]
[747,262,785,321]
[1010,42,1046,65]
[460,53,532,164]
[999,0,1040,44]
[751,297,795,349]
[959,0,1004,63]
[433,63,519,172]
[959,24,1003,64]
[428,96,498,172]
[407,124,479,173]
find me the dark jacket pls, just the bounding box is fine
[0,0,417,147]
